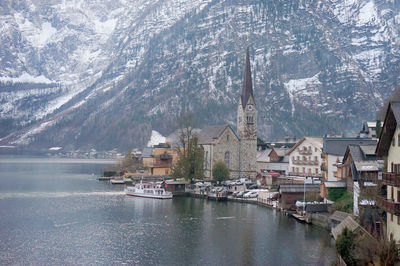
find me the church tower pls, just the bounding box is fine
[237,47,257,179]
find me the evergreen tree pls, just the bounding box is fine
[376,119,382,138]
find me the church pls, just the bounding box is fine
[198,48,258,180]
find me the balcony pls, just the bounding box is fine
[298,149,312,155]
[376,196,400,215]
[382,172,400,187]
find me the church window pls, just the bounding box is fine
[205,151,209,169]
[248,105,253,111]
[225,152,230,168]
[227,134,229,142]
[246,115,253,124]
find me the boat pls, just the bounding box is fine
[110,178,125,184]
[125,182,173,199]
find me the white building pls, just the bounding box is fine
[287,137,323,178]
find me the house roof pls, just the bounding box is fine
[376,102,400,156]
[331,216,360,240]
[329,211,355,223]
[240,47,254,108]
[198,125,238,145]
[323,137,377,156]
[322,180,346,188]
[279,184,320,193]
[257,149,272,162]
[344,144,379,172]
[287,137,323,155]
[274,148,287,157]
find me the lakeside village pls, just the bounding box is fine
[103,50,400,265]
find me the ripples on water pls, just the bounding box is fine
[0,159,336,265]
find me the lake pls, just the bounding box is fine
[0,158,336,265]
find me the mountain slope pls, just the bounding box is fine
[1,0,399,152]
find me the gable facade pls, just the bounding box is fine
[287,137,323,178]
[201,126,240,179]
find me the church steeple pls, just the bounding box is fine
[241,47,254,109]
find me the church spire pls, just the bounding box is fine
[241,47,254,109]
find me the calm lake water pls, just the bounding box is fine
[0,158,336,265]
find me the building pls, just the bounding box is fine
[322,136,377,181]
[278,184,320,210]
[376,102,400,243]
[199,125,240,179]
[360,121,383,139]
[336,144,380,216]
[287,137,323,178]
[256,147,290,175]
[142,142,180,176]
[199,48,257,180]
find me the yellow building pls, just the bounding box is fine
[141,141,181,176]
[376,102,400,242]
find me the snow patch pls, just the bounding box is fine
[284,73,322,115]
[93,18,117,36]
[0,73,53,84]
[147,130,166,147]
[357,1,378,26]
[14,13,57,47]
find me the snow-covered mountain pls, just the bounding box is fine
[0,0,399,152]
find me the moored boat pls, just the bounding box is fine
[125,182,173,199]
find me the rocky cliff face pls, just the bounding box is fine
[0,0,399,152]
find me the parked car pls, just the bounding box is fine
[243,191,258,198]
[235,180,243,185]
[236,191,246,198]
[246,183,258,189]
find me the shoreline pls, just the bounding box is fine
[186,191,332,231]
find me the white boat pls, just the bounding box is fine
[125,182,173,199]
[110,178,125,184]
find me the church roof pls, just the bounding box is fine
[241,47,254,109]
[198,125,238,145]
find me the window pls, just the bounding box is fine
[205,151,209,169]
[292,167,295,172]
[308,168,311,175]
[246,115,254,124]
[314,156,317,162]
[392,138,395,147]
[398,134,400,147]
[225,152,230,168]
[302,167,305,175]
[315,147,317,152]
[391,213,394,222]
[226,134,229,142]
[248,105,253,111]
[315,168,318,174]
